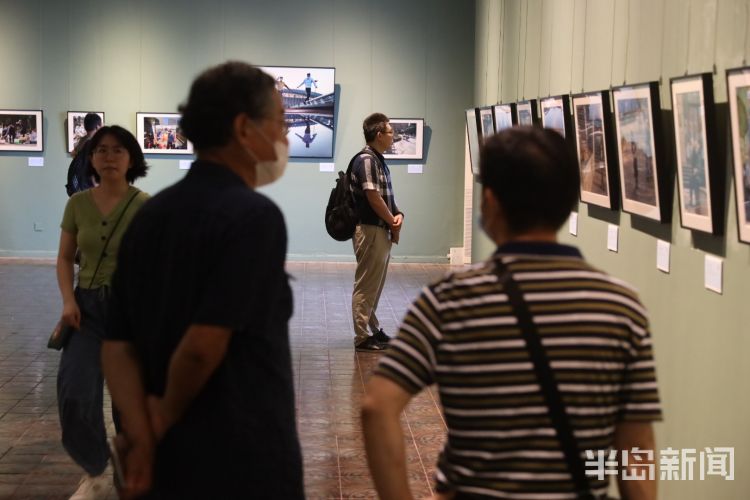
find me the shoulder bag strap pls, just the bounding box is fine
[88,190,140,288]
[493,258,597,500]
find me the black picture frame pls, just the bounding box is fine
[492,103,516,131]
[726,66,750,244]
[612,81,668,222]
[0,109,43,152]
[572,90,619,210]
[670,73,723,235]
[515,99,539,126]
[477,106,496,143]
[66,111,105,154]
[383,118,424,160]
[136,112,194,155]
[465,108,482,176]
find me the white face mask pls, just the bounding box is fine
[254,139,289,187]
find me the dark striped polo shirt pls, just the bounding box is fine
[374,242,662,499]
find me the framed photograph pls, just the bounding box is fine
[0,110,43,152]
[259,65,335,159]
[671,74,721,234]
[572,91,619,209]
[67,111,104,153]
[541,95,572,138]
[515,99,538,126]
[383,118,424,160]
[612,82,665,221]
[727,66,750,243]
[136,112,193,155]
[493,103,516,132]
[477,106,496,142]
[465,108,482,175]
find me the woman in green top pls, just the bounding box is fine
[56,125,150,498]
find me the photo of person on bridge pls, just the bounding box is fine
[297,72,318,103]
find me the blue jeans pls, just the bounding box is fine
[57,287,112,476]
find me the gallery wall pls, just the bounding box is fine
[0,0,475,261]
[473,1,748,499]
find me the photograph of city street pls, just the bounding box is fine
[136,113,193,155]
[515,100,537,126]
[728,67,750,243]
[260,66,335,158]
[493,104,514,131]
[671,75,715,233]
[383,119,424,160]
[614,84,661,219]
[573,92,613,208]
[541,96,567,138]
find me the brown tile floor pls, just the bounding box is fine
[0,260,450,499]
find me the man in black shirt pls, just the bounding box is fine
[102,62,303,499]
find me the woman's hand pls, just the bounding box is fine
[61,299,81,329]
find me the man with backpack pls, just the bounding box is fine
[66,113,102,196]
[349,113,404,352]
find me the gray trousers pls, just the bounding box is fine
[351,224,392,345]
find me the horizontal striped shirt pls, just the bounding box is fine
[375,242,662,499]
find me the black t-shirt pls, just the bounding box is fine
[108,160,303,498]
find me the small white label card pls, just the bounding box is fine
[319,162,335,172]
[568,212,578,236]
[407,164,423,174]
[179,160,192,170]
[704,255,723,294]
[656,240,670,273]
[28,157,44,167]
[607,224,619,252]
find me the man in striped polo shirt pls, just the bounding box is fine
[362,127,661,499]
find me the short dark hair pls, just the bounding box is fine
[363,113,389,143]
[83,113,102,133]
[86,125,149,184]
[179,61,276,150]
[479,127,579,234]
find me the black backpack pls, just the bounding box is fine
[65,139,94,197]
[325,151,375,241]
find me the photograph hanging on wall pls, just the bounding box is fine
[259,65,335,159]
[383,118,424,160]
[671,73,719,234]
[477,106,496,142]
[0,110,43,152]
[612,82,664,221]
[515,99,538,126]
[572,91,618,209]
[727,66,750,243]
[465,108,481,175]
[67,111,104,154]
[493,104,515,132]
[136,112,193,155]
[540,96,570,138]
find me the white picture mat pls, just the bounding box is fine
[66,111,104,153]
[671,77,713,233]
[573,93,612,208]
[136,112,194,155]
[727,69,750,243]
[613,85,661,220]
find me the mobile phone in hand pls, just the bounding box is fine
[108,436,126,490]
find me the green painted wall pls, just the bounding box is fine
[0,0,474,261]
[474,1,748,499]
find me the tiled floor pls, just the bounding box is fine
[0,260,451,499]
